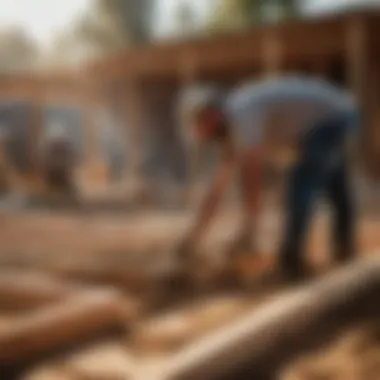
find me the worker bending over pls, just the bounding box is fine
[177,75,358,280]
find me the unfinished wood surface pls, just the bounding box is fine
[0,289,130,363]
[131,295,252,355]
[0,211,378,277]
[63,341,135,380]
[281,322,380,380]
[0,270,73,310]
[261,30,282,76]
[24,367,75,380]
[156,255,380,380]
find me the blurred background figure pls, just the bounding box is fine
[40,122,77,196]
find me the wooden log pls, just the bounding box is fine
[0,289,131,363]
[63,341,135,380]
[24,367,74,380]
[131,295,251,355]
[156,255,380,380]
[0,271,73,310]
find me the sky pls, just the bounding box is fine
[0,0,377,47]
[0,0,90,47]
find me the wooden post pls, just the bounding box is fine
[84,101,99,170]
[27,99,43,192]
[122,80,144,181]
[345,17,367,107]
[366,20,380,177]
[84,95,103,183]
[76,79,110,190]
[261,29,282,77]
[117,79,154,204]
[179,48,199,206]
[345,15,379,177]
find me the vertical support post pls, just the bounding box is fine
[84,95,100,170]
[122,79,144,181]
[117,78,155,205]
[345,16,379,177]
[179,48,199,206]
[24,78,45,194]
[28,101,43,191]
[78,80,103,189]
[261,29,282,77]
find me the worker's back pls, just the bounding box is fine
[226,75,354,149]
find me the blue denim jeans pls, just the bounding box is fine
[279,109,357,277]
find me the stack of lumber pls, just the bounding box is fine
[0,270,135,366]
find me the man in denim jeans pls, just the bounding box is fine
[177,76,358,280]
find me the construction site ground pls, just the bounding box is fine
[0,206,379,380]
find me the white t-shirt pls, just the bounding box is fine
[225,75,355,149]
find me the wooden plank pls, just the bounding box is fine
[0,270,72,310]
[88,11,354,82]
[24,367,75,380]
[25,347,137,380]
[0,289,130,363]
[63,341,135,380]
[131,295,252,355]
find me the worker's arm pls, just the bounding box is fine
[177,140,236,260]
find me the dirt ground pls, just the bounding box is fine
[281,322,380,380]
[0,206,379,380]
[0,207,378,276]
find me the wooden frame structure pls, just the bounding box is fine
[88,10,380,178]
[0,10,379,185]
[0,71,101,185]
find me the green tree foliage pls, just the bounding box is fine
[71,0,154,55]
[206,0,298,34]
[75,0,132,52]
[207,0,254,34]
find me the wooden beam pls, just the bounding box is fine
[121,81,144,180]
[0,289,129,364]
[157,255,380,380]
[27,102,44,182]
[0,270,71,310]
[88,11,354,83]
[130,295,251,355]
